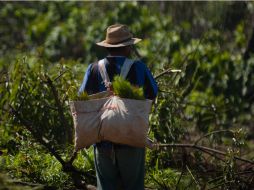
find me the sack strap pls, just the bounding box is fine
[98,58,134,89]
[98,59,111,89]
[120,58,134,79]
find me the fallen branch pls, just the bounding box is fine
[153,143,254,165]
[175,149,186,190]
[8,106,88,190]
[44,74,70,142]
[194,129,234,145]
[8,180,45,188]
[186,165,201,188]
[53,68,71,81]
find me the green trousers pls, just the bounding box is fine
[94,143,145,190]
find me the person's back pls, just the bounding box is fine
[79,24,158,190]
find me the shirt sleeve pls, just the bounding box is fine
[143,63,158,100]
[78,64,92,95]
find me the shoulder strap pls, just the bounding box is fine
[98,58,134,88]
[98,59,111,88]
[120,58,134,79]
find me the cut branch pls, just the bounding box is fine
[8,106,88,190]
[194,129,233,145]
[10,105,66,165]
[154,143,254,165]
[186,165,201,188]
[53,69,70,81]
[44,74,72,142]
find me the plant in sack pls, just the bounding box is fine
[112,75,145,100]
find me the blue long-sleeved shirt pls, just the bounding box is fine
[79,56,158,99]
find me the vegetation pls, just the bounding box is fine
[0,1,254,189]
[68,88,89,101]
[112,76,145,100]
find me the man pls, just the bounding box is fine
[79,24,158,190]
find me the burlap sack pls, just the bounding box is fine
[70,96,152,151]
[69,98,108,150]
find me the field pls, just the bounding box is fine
[0,2,254,189]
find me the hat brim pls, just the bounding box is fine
[96,38,141,47]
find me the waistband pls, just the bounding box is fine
[95,141,134,149]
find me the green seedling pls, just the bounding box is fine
[112,76,145,100]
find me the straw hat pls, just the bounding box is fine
[96,24,141,47]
